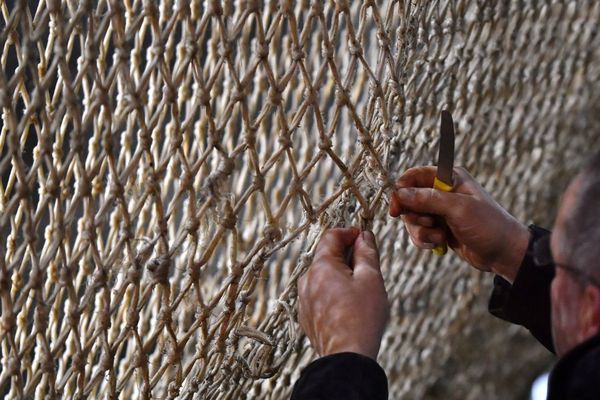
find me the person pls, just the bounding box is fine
[291,148,600,400]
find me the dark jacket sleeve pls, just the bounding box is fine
[488,225,555,352]
[291,352,388,400]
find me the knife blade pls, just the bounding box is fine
[432,110,455,255]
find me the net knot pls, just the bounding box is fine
[289,179,304,196]
[278,130,292,148]
[123,92,142,114]
[310,1,323,16]
[126,306,140,328]
[335,0,350,13]
[35,303,49,332]
[29,267,43,289]
[321,43,334,60]
[116,45,131,64]
[232,85,248,103]
[84,40,98,62]
[291,45,304,61]
[263,224,282,242]
[45,173,61,198]
[17,181,30,201]
[244,0,261,13]
[196,86,211,106]
[109,181,124,199]
[268,86,283,105]
[318,137,332,151]
[127,264,142,284]
[252,174,265,191]
[303,87,318,105]
[67,303,81,329]
[159,309,173,326]
[220,213,237,230]
[93,86,109,108]
[58,266,73,287]
[48,0,61,13]
[358,132,372,145]
[143,0,159,19]
[97,309,111,331]
[146,256,171,285]
[185,216,199,234]
[163,84,177,104]
[40,353,55,374]
[369,79,383,98]
[1,313,15,334]
[255,41,269,60]
[6,357,20,376]
[132,353,148,369]
[335,88,350,106]
[100,349,114,371]
[188,262,201,281]
[218,156,235,176]
[72,351,87,371]
[208,0,222,15]
[280,0,294,14]
[219,41,232,59]
[348,39,362,56]
[377,29,390,48]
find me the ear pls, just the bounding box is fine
[578,286,600,342]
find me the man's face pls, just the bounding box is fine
[550,178,583,356]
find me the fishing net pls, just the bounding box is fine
[1,0,599,398]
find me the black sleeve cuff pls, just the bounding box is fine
[291,352,388,400]
[488,225,555,353]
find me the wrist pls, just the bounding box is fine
[324,342,380,361]
[491,221,530,284]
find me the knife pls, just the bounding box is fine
[432,110,455,256]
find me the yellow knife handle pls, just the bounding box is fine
[432,177,453,255]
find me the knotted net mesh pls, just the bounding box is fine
[2,0,600,399]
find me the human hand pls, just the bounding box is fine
[297,228,390,361]
[389,166,530,283]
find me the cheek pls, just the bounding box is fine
[551,278,562,327]
[551,276,567,311]
[551,274,581,354]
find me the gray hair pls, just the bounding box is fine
[562,148,600,278]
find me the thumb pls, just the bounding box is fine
[353,231,381,277]
[392,187,467,219]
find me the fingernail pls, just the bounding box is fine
[422,242,435,250]
[361,231,376,246]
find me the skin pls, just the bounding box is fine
[298,166,600,362]
[550,177,600,356]
[297,228,389,360]
[389,166,530,283]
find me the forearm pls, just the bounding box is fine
[488,217,531,284]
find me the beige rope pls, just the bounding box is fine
[1,1,599,399]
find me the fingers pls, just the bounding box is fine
[395,166,438,189]
[402,212,435,227]
[403,221,446,250]
[313,227,360,264]
[393,165,478,196]
[392,187,469,218]
[352,231,381,277]
[389,192,403,217]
